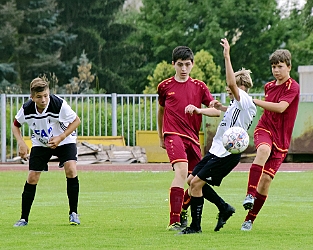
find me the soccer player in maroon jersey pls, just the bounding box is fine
[12,77,81,227]
[157,46,220,231]
[241,49,300,231]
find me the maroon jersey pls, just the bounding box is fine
[158,76,214,144]
[256,78,299,152]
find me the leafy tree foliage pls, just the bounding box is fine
[191,50,224,93]
[132,0,292,91]
[0,0,76,91]
[0,0,312,94]
[282,1,313,79]
[0,0,23,88]
[56,0,141,93]
[143,61,174,94]
[65,51,95,94]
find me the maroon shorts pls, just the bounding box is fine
[164,134,202,173]
[254,128,287,178]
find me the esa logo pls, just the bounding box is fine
[34,127,52,138]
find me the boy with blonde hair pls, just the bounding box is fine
[12,77,81,227]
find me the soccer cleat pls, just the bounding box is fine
[13,219,28,227]
[180,209,188,228]
[69,212,80,225]
[167,222,183,231]
[214,203,236,231]
[177,226,202,235]
[242,194,255,210]
[241,220,253,231]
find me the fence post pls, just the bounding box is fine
[221,93,227,104]
[111,93,117,136]
[1,94,6,162]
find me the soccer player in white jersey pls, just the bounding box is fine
[12,77,81,227]
[179,38,257,234]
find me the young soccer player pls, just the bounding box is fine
[241,49,300,231]
[12,77,81,227]
[179,38,257,234]
[157,46,220,231]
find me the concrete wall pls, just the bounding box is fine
[298,66,313,99]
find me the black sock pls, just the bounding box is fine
[189,196,204,231]
[202,184,227,211]
[67,176,79,214]
[21,181,37,222]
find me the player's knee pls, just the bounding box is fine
[256,145,271,158]
[190,178,201,194]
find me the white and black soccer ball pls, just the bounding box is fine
[222,126,249,154]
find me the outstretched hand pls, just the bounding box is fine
[209,100,223,110]
[220,38,230,58]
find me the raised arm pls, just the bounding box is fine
[220,38,240,101]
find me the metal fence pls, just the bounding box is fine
[1,92,312,162]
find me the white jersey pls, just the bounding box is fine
[209,88,257,157]
[15,95,77,147]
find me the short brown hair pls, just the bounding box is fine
[30,78,49,96]
[269,49,291,67]
[234,68,253,90]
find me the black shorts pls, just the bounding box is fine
[192,152,241,186]
[29,143,77,171]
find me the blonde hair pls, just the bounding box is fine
[30,77,49,96]
[234,68,253,90]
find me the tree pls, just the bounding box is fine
[0,0,76,91]
[65,51,95,94]
[56,0,141,93]
[143,61,174,94]
[191,50,224,93]
[282,1,313,79]
[131,0,287,90]
[0,0,23,88]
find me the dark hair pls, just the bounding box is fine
[269,49,291,67]
[172,46,194,63]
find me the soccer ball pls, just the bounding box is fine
[222,126,249,154]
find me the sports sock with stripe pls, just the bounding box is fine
[169,187,184,225]
[247,164,263,196]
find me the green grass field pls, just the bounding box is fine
[0,170,313,250]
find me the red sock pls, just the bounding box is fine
[182,189,190,211]
[247,164,263,196]
[169,187,184,225]
[245,192,267,222]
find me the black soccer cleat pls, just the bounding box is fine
[214,203,235,231]
[177,226,202,235]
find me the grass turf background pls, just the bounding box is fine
[0,170,312,249]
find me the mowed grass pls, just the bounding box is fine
[0,169,313,250]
